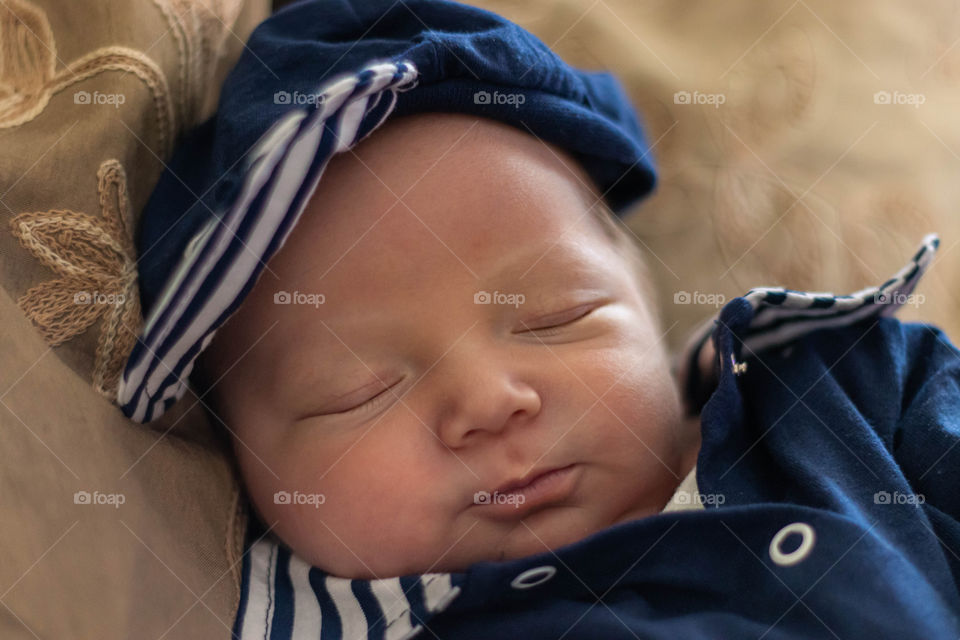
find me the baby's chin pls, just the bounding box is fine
[294,502,653,579]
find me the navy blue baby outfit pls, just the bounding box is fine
[233,235,960,639]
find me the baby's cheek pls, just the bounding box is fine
[289,473,451,576]
[275,422,452,566]
[590,354,685,474]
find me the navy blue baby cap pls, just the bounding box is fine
[119,0,659,422]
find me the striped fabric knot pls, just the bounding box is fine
[679,233,939,413]
[117,60,419,423]
[234,537,464,640]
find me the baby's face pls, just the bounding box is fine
[203,114,699,578]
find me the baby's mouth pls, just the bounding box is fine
[472,463,580,518]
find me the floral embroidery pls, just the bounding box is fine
[8,159,142,401]
[0,0,174,154]
[150,0,245,127]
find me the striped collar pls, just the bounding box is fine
[233,234,939,640]
[234,535,464,640]
[678,233,938,414]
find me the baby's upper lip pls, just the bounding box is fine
[494,463,574,494]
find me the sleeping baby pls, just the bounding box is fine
[119,1,960,638]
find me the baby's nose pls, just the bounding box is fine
[435,370,542,448]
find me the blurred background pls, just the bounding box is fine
[472,0,960,351]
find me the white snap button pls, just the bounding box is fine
[769,522,816,566]
[510,565,556,589]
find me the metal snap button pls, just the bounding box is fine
[769,522,816,566]
[510,566,557,589]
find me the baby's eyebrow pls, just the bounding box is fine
[485,241,604,284]
[485,242,558,281]
[278,348,398,402]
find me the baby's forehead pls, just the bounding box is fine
[333,113,598,199]
[203,114,633,373]
[274,212,616,318]
[267,115,614,289]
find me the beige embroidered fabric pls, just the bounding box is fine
[3,1,960,638]
[9,159,139,399]
[0,0,267,637]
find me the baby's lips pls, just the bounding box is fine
[494,463,575,494]
[470,464,581,518]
